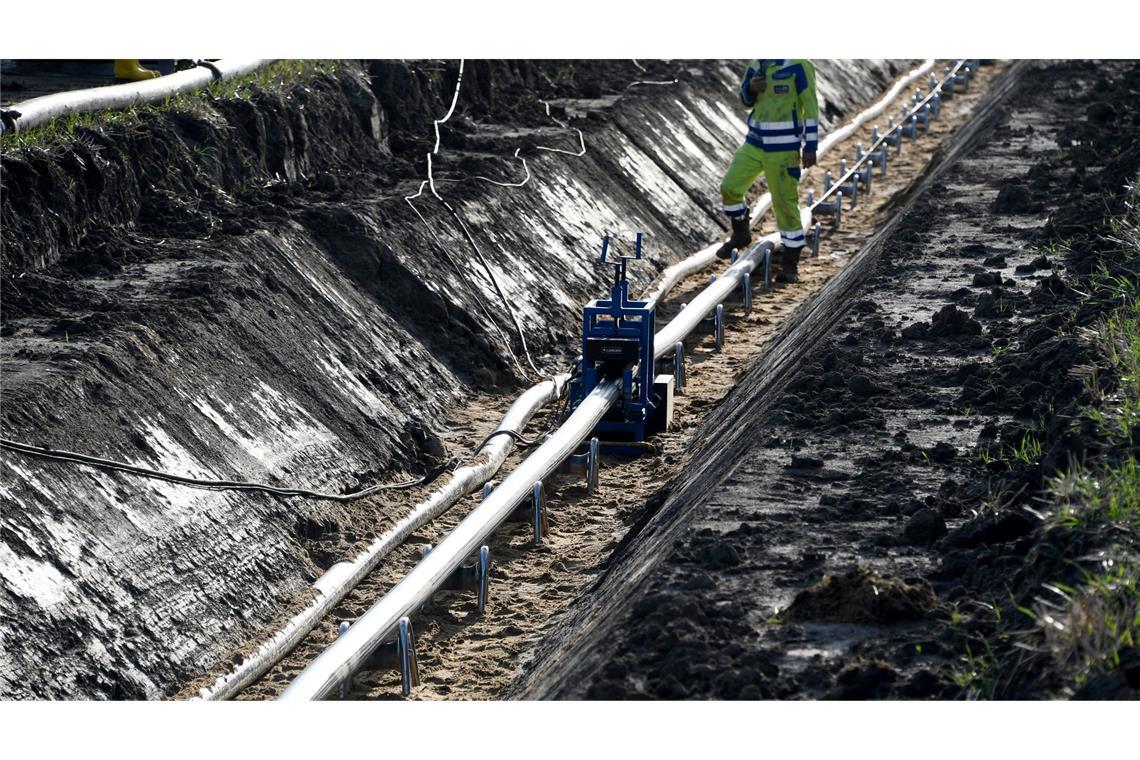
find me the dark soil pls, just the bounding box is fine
[521,60,1140,700]
[1,59,914,698]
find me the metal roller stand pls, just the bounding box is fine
[929,91,942,118]
[940,68,957,97]
[880,120,903,152]
[349,616,421,697]
[587,437,600,494]
[439,545,492,615]
[742,272,752,317]
[951,67,970,93]
[901,113,919,140]
[338,621,351,699]
[914,104,932,133]
[531,481,547,545]
[810,222,822,258]
[671,345,685,393]
[863,138,889,177]
[854,158,873,194]
[762,247,772,291]
[714,304,725,349]
[481,481,494,500]
[475,546,490,615]
[396,616,420,697]
[836,160,859,206]
[419,544,430,615]
[807,189,843,229]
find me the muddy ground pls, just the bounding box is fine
[1,59,914,698]
[220,62,1005,700]
[519,59,1140,700]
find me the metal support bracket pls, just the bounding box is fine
[440,545,491,615]
[476,546,490,614]
[587,436,600,493]
[864,136,889,177]
[836,160,859,206]
[714,304,725,349]
[914,103,932,133]
[505,479,548,541]
[854,159,873,194]
[357,615,422,697]
[673,341,685,392]
[882,119,903,151]
[808,189,843,229]
[338,621,351,699]
[531,480,547,545]
[898,111,918,140]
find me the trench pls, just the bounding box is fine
[226,62,1008,701]
[519,59,1140,700]
[1,59,915,699]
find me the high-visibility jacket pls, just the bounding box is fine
[739,59,819,154]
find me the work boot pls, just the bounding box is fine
[775,245,803,283]
[715,216,752,259]
[114,59,161,82]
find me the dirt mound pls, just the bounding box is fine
[782,567,941,625]
[992,183,1037,214]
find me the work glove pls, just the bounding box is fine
[748,74,767,95]
[802,152,817,169]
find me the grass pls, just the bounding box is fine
[1029,180,1140,693]
[1,59,343,150]
[950,639,1000,699]
[950,181,1140,698]
[972,429,1043,468]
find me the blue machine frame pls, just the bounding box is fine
[569,233,666,453]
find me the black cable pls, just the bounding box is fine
[196,59,224,80]
[474,428,544,451]
[0,438,450,502]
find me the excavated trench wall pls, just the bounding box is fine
[0,59,910,698]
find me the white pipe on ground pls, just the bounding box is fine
[2,59,275,135]
[279,213,812,701]
[280,379,623,701]
[203,61,928,700]
[195,374,567,700]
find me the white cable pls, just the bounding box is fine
[432,59,465,155]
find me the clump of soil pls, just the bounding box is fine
[901,304,982,340]
[992,183,1036,214]
[782,567,941,625]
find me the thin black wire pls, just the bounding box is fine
[0,438,450,502]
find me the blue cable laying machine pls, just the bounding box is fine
[567,233,673,455]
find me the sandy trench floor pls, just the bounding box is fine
[181,62,1005,701]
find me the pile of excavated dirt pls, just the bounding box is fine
[782,567,942,625]
[517,60,1140,700]
[1,59,913,698]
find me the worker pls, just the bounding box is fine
[716,59,819,284]
[114,60,161,82]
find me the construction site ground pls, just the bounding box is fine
[197,62,1007,700]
